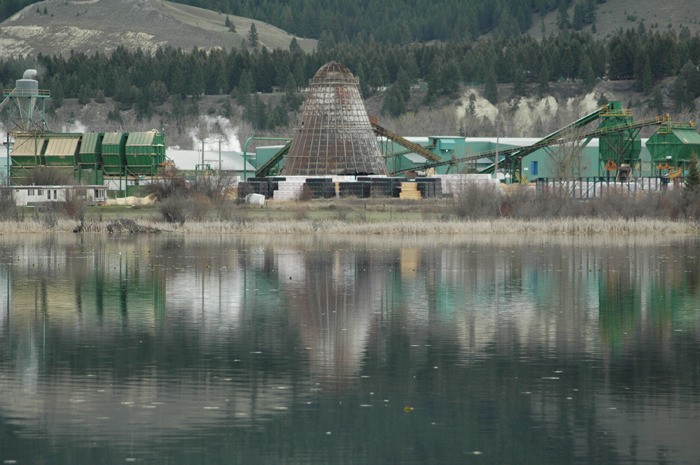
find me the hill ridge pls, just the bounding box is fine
[0,0,316,59]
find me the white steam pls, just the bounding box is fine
[67,120,88,133]
[188,115,242,152]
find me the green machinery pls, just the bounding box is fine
[597,101,642,174]
[2,70,166,186]
[77,132,105,184]
[9,130,166,185]
[646,122,700,174]
[388,102,669,181]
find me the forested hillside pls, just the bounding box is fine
[1,0,700,145]
[2,28,699,132]
[158,0,580,43]
[0,0,592,43]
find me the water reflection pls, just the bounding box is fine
[0,234,699,464]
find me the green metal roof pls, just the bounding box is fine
[126,131,159,146]
[44,136,79,156]
[103,132,126,145]
[79,133,101,154]
[11,136,44,156]
[668,126,700,144]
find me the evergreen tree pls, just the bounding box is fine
[237,69,253,107]
[77,85,91,105]
[572,4,585,30]
[284,72,301,111]
[381,85,406,117]
[248,23,259,48]
[251,94,267,129]
[268,101,289,128]
[685,154,700,192]
[395,67,411,102]
[513,66,527,97]
[484,64,498,104]
[674,61,697,111]
[537,59,550,97]
[441,59,461,96]
[49,78,64,108]
[650,87,664,115]
[633,50,652,93]
[225,15,236,32]
[289,37,301,53]
[556,2,570,30]
[578,54,596,92]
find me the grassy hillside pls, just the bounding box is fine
[0,0,316,59]
[528,0,700,39]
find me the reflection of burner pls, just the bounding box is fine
[285,248,387,387]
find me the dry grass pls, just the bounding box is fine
[0,216,697,236]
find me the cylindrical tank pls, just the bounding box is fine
[15,69,39,96]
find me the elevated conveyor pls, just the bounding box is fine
[390,115,670,176]
[255,140,292,177]
[370,117,441,163]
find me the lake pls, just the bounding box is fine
[1,234,699,465]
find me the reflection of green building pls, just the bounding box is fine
[81,254,166,315]
[7,244,166,324]
[599,269,639,351]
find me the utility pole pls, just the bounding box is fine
[495,117,499,180]
[4,131,9,186]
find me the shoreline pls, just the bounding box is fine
[0,217,698,236]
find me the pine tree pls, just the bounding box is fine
[225,16,236,33]
[237,69,253,107]
[248,23,259,48]
[650,87,664,115]
[513,66,527,97]
[685,154,700,192]
[484,64,498,104]
[285,72,301,111]
[381,85,406,117]
[556,3,570,30]
[578,54,596,92]
[395,68,411,102]
[289,37,301,53]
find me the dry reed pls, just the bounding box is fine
[0,217,697,236]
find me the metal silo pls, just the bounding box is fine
[281,62,388,176]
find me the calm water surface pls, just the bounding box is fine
[0,234,699,465]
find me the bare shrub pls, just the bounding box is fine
[215,202,237,221]
[149,173,236,222]
[190,174,237,203]
[452,183,501,219]
[681,188,700,220]
[188,194,212,221]
[147,173,188,201]
[35,203,59,229]
[158,195,188,224]
[62,190,87,223]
